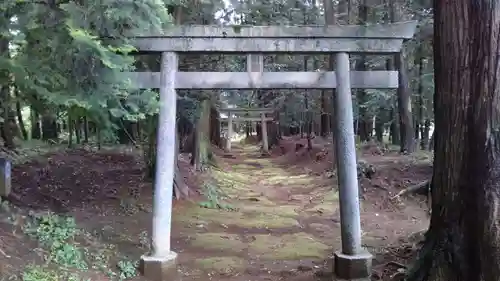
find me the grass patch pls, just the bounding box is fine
[249,233,330,260]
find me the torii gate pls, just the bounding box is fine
[220,107,275,153]
[125,21,417,281]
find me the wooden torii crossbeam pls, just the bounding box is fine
[219,107,274,152]
[123,22,417,90]
[220,117,273,121]
[129,21,418,281]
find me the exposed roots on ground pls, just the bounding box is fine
[390,180,430,200]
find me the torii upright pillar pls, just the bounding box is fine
[332,52,372,280]
[261,113,269,153]
[139,51,178,280]
[226,113,233,152]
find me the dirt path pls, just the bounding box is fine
[2,143,431,281]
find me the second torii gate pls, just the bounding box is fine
[124,21,417,281]
[220,107,274,153]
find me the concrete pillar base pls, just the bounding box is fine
[334,250,372,280]
[139,252,178,281]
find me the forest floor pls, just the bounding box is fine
[0,137,432,281]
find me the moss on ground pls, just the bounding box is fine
[306,202,335,216]
[263,174,314,186]
[175,204,299,229]
[309,223,335,233]
[190,233,246,252]
[322,190,340,201]
[309,189,339,201]
[211,170,250,191]
[248,232,329,260]
[305,190,340,216]
[233,196,300,218]
[237,204,299,217]
[194,256,246,274]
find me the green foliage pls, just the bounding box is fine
[1,0,435,152]
[20,212,139,279]
[24,213,78,245]
[1,0,173,146]
[22,265,60,281]
[23,212,87,269]
[22,265,90,281]
[116,259,139,280]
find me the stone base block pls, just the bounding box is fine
[139,252,178,281]
[334,250,373,280]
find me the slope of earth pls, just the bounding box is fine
[0,141,431,281]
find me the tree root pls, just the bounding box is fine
[390,180,430,200]
[0,247,10,258]
[405,227,436,281]
[173,163,189,200]
[387,261,407,269]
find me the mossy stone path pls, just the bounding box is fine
[172,144,341,279]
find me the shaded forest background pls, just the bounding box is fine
[0,0,433,191]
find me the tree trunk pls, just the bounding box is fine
[0,38,15,149]
[305,91,312,150]
[193,99,210,171]
[408,1,500,280]
[68,114,74,148]
[41,114,58,141]
[375,115,384,143]
[322,0,335,138]
[209,106,221,148]
[97,128,102,150]
[173,131,189,199]
[422,119,430,150]
[304,56,313,150]
[0,96,15,149]
[395,51,415,153]
[428,130,434,151]
[390,107,400,145]
[30,107,41,140]
[15,91,28,140]
[75,117,81,144]
[117,120,135,144]
[320,92,330,137]
[356,1,371,143]
[416,44,426,150]
[245,122,251,137]
[83,116,89,143]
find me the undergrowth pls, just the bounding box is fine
[198,181,235,210]
[18,212,139,281]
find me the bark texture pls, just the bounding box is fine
[408,0,500,280]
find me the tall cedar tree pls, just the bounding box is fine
[408,0,500,280]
